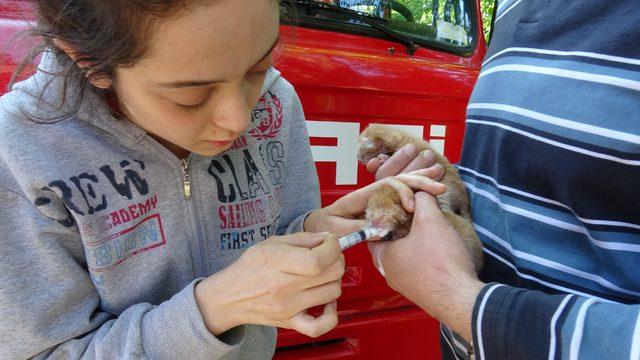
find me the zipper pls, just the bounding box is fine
[140,135,207,277]
[180,158,192,201]
[185,156,207,277]
[181,154,207,276]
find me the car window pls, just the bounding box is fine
[286,0,477,53]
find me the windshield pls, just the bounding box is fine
[288,0,477,53]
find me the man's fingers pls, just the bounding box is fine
[367,241,387,276]
[366,157,383,173]
[412,191,445,224]
[399,150,438,174]
[289,301,338,338]
[378,154,390,162]
[375,144,418,180]
[365,154,390,173]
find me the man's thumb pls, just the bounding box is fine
[413,191,442,223]
[367,241,387,276]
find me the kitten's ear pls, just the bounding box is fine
[53,39,113,89]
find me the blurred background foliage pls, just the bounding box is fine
[312,0,497,42]
[388,0,496,41]
[479,0,495,41]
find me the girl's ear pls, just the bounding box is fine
[53,39,113,89]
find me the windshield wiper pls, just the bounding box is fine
[292,0,419,55]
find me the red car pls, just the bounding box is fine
[0,0,487,358]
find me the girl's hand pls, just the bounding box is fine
[304,166,446,236]
[195,232,344,338]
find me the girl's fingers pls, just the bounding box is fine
[395,173,447,194]
[329,184,388,217]
[270,231,326,248]
[408,164,445,181]
[278,234,341,276]
[328,177,415,214]
[301,258,345,289]
[329,170,445,218]
[295,280,342,310]
[329,217,368,237]
[383,174,446,210]
[288,301,338,338]
[379,178,416,212]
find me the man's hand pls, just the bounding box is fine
[367,192,485,341]
[367,144,440,180]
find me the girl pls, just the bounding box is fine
[0,0,444,359]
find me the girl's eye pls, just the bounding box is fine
[175,101,207,112]
[173,92,213,112]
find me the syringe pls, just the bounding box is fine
[338,225,391,251]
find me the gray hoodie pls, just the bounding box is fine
[0,53,321,359]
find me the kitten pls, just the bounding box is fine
[357,124,483,272]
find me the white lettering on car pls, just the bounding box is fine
[306,121,446,185]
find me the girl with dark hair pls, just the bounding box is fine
[0,1,444,358]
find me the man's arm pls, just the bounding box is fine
[369,192,640,359]
[367,191,483,341]
[471,283,640,360]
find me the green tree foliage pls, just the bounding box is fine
[388,0,496,41]
[332,0,496,42]
[480,0,495,41]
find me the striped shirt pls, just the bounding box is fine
[444,1,640,359]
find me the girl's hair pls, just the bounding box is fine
[9,1,213,119]
[11,0,287,119]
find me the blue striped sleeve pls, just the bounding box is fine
[473,284,640,360]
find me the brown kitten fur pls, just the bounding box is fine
[358,124,483,272]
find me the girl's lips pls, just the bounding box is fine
[207,140,233,147]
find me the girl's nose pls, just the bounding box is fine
[210,87,252,134]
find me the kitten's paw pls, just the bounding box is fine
[357,136,387,164]
[357,124,414,165]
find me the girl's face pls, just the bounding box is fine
[113,0,280,159]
